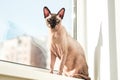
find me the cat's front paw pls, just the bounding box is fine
[49,70,53,74]
[57,71,62,75]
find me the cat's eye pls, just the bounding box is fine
[47,19,50,22]
[56,19,60,23]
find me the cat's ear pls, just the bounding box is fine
[43,6,51,18]
[57,8,65,19]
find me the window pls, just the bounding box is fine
[0,0,73,71]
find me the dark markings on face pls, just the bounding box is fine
[47,14,60,29]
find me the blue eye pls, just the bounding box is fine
[47,19,50,22]
[56,19,60,23]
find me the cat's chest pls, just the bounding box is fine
[51,32,63,43]
[51,43,62,59]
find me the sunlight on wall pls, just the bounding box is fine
[86,0,110,79]
[77,0,111,80]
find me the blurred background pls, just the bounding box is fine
[0,0,72,41]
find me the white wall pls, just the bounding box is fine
[77,0,119,80]
[115,0,120,80]
[108,0,118,80]
[77,0,87,56]
[86,0,111,80]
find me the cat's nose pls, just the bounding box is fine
[51,19,56,24]
[50,20,56,28]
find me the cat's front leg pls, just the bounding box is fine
[58,51,67,75]
[50,51,56,74]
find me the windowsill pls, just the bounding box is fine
[0,60,83,80]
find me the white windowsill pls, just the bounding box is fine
[0,60,83,80]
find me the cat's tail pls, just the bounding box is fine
[72,74,91,80]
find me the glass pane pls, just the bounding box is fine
[0,0,72,70]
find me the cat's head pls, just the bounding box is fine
[43,6,65,29]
